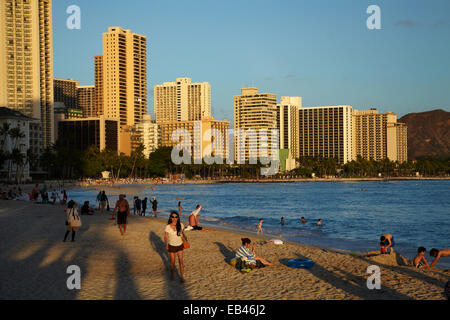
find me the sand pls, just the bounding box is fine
[0,200,448,300]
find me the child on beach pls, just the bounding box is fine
[257,219,263,236]
[429,248,450,268]
[413,247,429,268]
[380,242,388,254]
[380,233,394,253]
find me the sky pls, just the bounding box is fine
[52,0,450,122]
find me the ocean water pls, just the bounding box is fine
[69,180,450,269]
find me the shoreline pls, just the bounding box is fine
[0,200,448,300]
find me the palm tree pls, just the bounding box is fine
[0,122,11,151]
[11,148,25,183]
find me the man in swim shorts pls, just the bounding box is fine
[113,194,130,236]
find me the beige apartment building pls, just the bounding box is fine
[154,78,211,123]
[277,96,302,157]
[387,122,407,163]
[77,85,95,117]
[233,87,278,163]
[296,105,354,164]
[353,109,407,163]
[135,114,159,158]
[160,116,229,163]
[100,26,147,128]
[94,55,103,117]
[0,0,54,148]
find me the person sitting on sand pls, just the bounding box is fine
[235,238,274,268]
[380,233,394,253]
[188,205,207,231]
[413,247,430,268]
[81,201,94,215]
[257,219,263,236]
[301,217,307,224]
[429,248,450,268]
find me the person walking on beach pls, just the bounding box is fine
[112,194,130,236]
[429,248,450,268]
[164,211,188,283]
[96,191,102,209]
[150,197,158,217]
[99,191,108,213]
[257,219,264,236]
[64,200,81,242]
[380,233,395,253]
[142,197,147,216]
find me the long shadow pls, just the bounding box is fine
[214,242,235,263]
[355,255,450,288]
[280,253,413,300]
[149,231,190,300]
[113,251,142,300]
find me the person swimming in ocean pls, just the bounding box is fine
[280,217,285,226]
[301,217,307,224]
[317,219,322,226]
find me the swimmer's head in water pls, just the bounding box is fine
[430,248,439,257]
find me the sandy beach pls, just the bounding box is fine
[0,199,448,300]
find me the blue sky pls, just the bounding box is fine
[53,0,450,122]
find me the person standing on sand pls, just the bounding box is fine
[142,197,147,216]
[257,219,263,236]
[380,233,395,253]
[150,197,158,217]
[164,211,188,283]
[99,191,108,213]
[135,196,142,216]
[429,248,450,268]
[32,184,40,200]
[64,200,80,242]
[112,194,130,236]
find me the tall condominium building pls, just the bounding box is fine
[277,96,302,157]
[159,116,229,163]
[77,85,95,117]
[353,109,408,163]
[94,55,103,117]
[58,116,119,152]
[154,78,211,123]
[387,122,407,163]
[297,106,354,164]
[54,78,79,109]
[233,87,278,163]
[101,27,147,128]
[0,0,54,148]
[135,114,159,158]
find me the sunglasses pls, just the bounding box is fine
[170,216,178,218]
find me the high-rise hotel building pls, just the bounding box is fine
[94,55,103,117]
[99,26,147,128]
[54,78,79,109]
[296,105,354,164]
[77,85,95,117]
[0,0,54,148]
[277,96,302,157]
[352,109,407,162]
[154,78,211,123]
[234,87,278,163]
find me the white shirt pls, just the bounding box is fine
[165,223,185,246]
[191,208,201,217]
